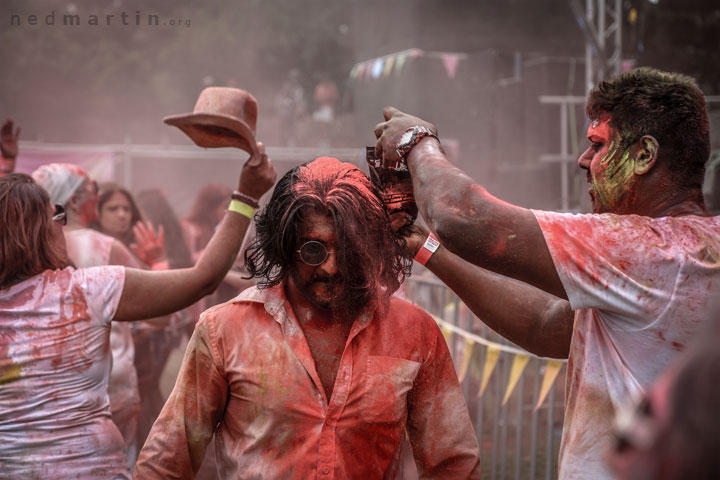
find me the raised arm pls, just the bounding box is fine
[113,143,276,321]
[404,222,573,358]
[375,107,567,299]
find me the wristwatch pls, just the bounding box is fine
[395,125,439,160]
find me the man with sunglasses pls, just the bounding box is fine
[136,157,481,479]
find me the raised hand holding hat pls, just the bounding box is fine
[164,87,261,164]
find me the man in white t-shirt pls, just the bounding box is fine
[373,67,720,479]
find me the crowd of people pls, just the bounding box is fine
[0,66,718,480]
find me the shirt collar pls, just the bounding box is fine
[231,279,385,332]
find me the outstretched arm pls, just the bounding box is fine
[404,223,573,358]
[376,107,566,299]
[113,143,276,322]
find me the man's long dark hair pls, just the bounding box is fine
[245,157,412,308]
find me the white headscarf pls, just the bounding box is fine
[31,163,89,206]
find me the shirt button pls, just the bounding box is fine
[322,467,330,474]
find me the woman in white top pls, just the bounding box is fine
[0,144,274,479]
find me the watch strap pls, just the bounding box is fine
[396,126,439,160]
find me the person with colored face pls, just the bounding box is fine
[135,157,481,479]
[99,188,135,240]
[373,67,720,479]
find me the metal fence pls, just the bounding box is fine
[403,275,566,480]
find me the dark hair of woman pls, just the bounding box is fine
[185,182,232,228]
[136,189,193,269]
[0,173,69,288]
[91,182,143,247]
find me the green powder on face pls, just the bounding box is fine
[593,136,638,211]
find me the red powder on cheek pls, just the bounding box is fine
[587,116,613,140]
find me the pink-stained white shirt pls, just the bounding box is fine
[0,266,129,479]
[135,283,481,480]
[533,211,720,480]
[65,228,140,420]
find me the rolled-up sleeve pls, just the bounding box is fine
[134,311,227,479]
[406,319,481,479]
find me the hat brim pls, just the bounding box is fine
[163,113,258,155]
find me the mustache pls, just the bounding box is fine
[311,274,343,284]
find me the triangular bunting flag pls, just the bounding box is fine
[355,63,366,81]
[502,354,530,405]
[371,58,384,79]
[364,62,373,81]
[395,53,408,74]
[441,53,461,79]
[383,56,395,77]
[443,300,458,318]
[350,64,359,79]
[535,360,563,410]
[457,337,475,382]
[440,324,453,344]
[477,345,500,397]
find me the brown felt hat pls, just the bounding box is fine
[163,87,258,155]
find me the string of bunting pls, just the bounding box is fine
[432,313,566,409]
[349,48,468,81]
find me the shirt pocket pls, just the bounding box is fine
[360,356,421,424]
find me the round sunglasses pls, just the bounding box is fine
[296,240,336,266]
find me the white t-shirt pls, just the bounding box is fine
[0,266,129,479]
[533,211,720,479]
[65,228,140,415]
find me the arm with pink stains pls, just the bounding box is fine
[400,221,572,358]
[375,107,566,300]
[109,238,171,331]
[113,144,276,322]
[406,316,482,479]
[134,313,227,479]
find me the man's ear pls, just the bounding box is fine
[633,135,659,175]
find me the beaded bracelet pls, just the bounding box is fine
[231,190,260,209]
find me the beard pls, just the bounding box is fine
[290,269,369,320]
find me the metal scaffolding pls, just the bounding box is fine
[572,0,623,93]
[537,0,623,211]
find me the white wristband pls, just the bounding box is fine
[414,233,440,265]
